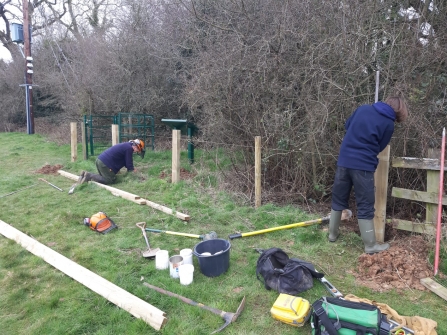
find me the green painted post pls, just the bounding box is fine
[188,127,194,164]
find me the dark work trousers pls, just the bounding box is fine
[95,158,117,184]
[331,167,375,220]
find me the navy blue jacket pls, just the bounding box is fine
[98,142,134,174]
[337,102,395,172]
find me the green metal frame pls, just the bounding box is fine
[84,113,155,158]
[117,113,155,151]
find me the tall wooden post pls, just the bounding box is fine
[70,122,77,162]
[427,148,440,224]
[23,0,34,134]
[172,130,181,183]
[112,124,119,146]
[373,70,388,242]
[255,136,261,208]
[374,145,390,242]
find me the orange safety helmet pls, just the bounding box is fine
[83,212,117,234]
[130,139,145,158]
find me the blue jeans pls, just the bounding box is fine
[331,167,375,219]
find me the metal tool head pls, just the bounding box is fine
[253,247,264,254]
[201,231,218,241]
[211,296,246,334]
[136,222,160,258]
[142,247,160,258]
[341,209,352,221]
[68,172,84,194]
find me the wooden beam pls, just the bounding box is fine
[0,219,167,330]
[391,187,447,205]
[59,169,81,181]
[57,170,144,203]
[58,170,190,221]
[420,278,447,302]
[392,157,447,170]
[91,182,144,203]
[374,145,390,242]
[388,219,437,235]
[143,198,190,221]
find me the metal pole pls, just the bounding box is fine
[375,71,380,103]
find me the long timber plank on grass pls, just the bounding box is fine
[0,219,167,330]
[58,170,190,221]
[420,277,447,302]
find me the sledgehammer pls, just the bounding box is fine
[229,209,352,239]
[143,283,245,334]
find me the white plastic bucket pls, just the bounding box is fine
[180,248,193,265]
[169,255,183,278]
[179,264,194,285]
[155,250,169,270]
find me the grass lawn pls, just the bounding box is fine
[0,132,446,334]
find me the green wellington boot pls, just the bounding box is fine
[328,210,342,242]
[358,219,389,254]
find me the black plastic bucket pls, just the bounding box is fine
[193,239,231,277]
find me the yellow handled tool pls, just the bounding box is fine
[229,210,352,239]
[145,228,218,240]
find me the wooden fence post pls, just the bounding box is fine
[255,136,261,208]
[172,129,181,183]
[374,145,390,242]
[70,122,77,162]
[427,148,441,224]
[112,124,119,146]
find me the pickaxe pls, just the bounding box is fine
[143,283,245,334]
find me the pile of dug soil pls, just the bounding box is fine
[159,168,196,180]
[352,235,433,292]
[35,164,64,175]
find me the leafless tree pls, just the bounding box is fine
[1,0,446,211]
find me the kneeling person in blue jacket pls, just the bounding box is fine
[79,139,145,185]
[329,97,408,254]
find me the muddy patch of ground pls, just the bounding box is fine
[339,217,445,292]
[35,164,64,175]
[351,235,438,292]
[159,168,196,180]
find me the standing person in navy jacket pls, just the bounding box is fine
[79,139,145,185]
[328,97,408,254]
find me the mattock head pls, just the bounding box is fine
[341,209,352,221]
[210,296,246,334]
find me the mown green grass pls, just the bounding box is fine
[0,132,446,335]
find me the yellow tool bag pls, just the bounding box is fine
[270,294,311,327]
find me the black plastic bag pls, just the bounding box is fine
[256,248,324,295]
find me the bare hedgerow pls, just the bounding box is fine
[178,0,447,213]
[1,0,446,218]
